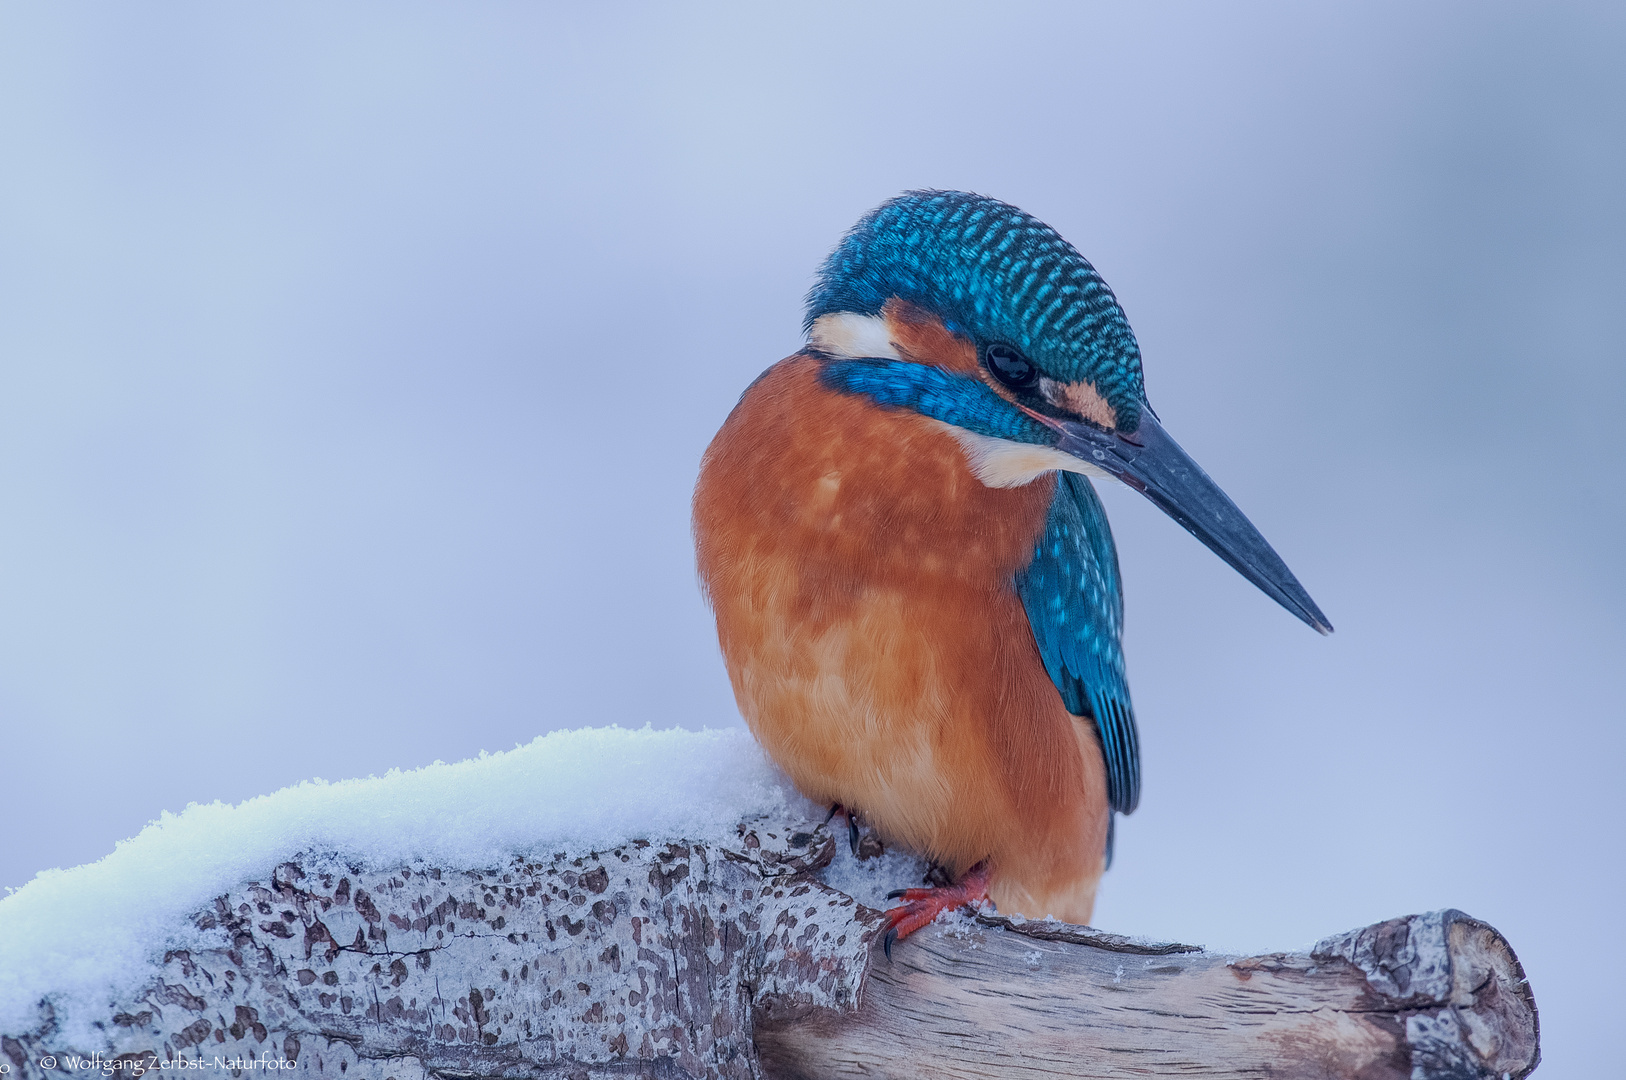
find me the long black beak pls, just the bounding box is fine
[1052,411,1332,634]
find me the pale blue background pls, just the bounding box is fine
[1,3,1621,1073]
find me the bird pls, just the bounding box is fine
[692,191,1329,951]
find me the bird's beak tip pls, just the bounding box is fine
[1288,594,1334,637]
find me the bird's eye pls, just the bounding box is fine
[984,343,1038,390]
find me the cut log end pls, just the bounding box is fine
[1312,909,1540,1080]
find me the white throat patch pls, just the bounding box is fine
[938,426,1116,489]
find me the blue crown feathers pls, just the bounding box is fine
[807,191,1146,431]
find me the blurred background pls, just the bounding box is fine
[1,2,1620,1072]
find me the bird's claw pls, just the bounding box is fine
[884,886,939,901]
[823,804,863,857]
[878,863,992,961]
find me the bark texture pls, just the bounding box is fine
[1,819,1538,1080]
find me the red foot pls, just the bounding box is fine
[880,862,992,958]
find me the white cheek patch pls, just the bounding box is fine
[807,312,901,360]
[939,425,1117,489]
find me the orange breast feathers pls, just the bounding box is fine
[692,335,1111,923]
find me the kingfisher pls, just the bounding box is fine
[693,191,1329,951]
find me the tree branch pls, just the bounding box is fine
[1,821,1538,1079]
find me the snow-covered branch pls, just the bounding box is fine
[0,731,1538,1079]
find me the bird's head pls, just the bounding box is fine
[806,190,1330,634]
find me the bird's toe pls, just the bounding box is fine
[878,862,992,959]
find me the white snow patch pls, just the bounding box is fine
[0,725,807,1037]
[814,835,931,911]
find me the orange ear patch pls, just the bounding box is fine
[882,298,980,375]
[1044,377,1117,431]
[881,298,1119,431]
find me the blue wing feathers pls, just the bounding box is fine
[1015,473,1140,818]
